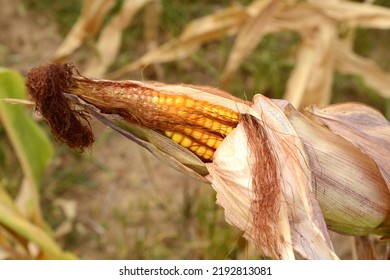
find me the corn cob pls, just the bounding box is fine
[26,63,241,162]
[73,79,240,162]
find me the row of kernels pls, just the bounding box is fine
[150,93,239,122]
[165,131,193,148]
[164,130,216,161]
[191,145,214,161]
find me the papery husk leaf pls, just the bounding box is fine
[281,102,390,235]
[307,102,390,191]
[206,121,294,259]
[207,94,337,259]
[251,95,337,259]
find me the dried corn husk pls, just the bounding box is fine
[207,95,338,259]
[306,103,390,188]
[281,102,390,235]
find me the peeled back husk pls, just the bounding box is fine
[206,94,338,259]
[282,102,390,236]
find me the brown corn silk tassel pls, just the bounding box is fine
[26,63,240,162]
[26,63,94,151]
[242,114,282,259]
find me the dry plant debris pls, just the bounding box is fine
[53,0,390,110]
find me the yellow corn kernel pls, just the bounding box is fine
[184,127,192,135]
[225,110,232,118]
[180,136,193,148]
[192,116,205,126]
[215,139,222,149]
[211,121,221,132]
[165,131,173,138]
[177,108,188,118]
[166,96,174,105]
[206,137,216,148]
[185,98,195,107]
[189,144,199,152]
[190,130,204,141]
[172,132,184,144]
[175,97,185,106]
[211,107,219,117]
[204,119,213,129]
[218,108,226,117]
[203,149,214,160]
[158,95,166,105]
[152,96,159,104]
[194,146,207,156]
[226,126,233,134]
[219,124,226,135]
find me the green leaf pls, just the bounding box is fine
[0,68,53,226]
[0,198,76,259]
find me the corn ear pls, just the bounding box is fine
[66,93,209,182]
[25,63,390,259]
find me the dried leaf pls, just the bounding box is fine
[1,98,35,106]
[110,5,249,78]
[312,1,390,29]
[84,0,152,77]
[54,199,77,238]
[335,41,390,98]
[143,0,164,79]
[52,0,116,61]
[283,15,337,108]
[206,121,294,259]
[221,0,283,86]
[207,94,337,259]
[252,95,336,259]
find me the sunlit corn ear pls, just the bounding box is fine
[25,63,390,260]
[26,63,250,179]
[71,95,209,182]
[280,102,390,236]
[206,94,338,260]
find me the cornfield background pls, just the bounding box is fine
[1,0,390,259]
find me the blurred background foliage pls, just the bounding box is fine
[0,0,390,259]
